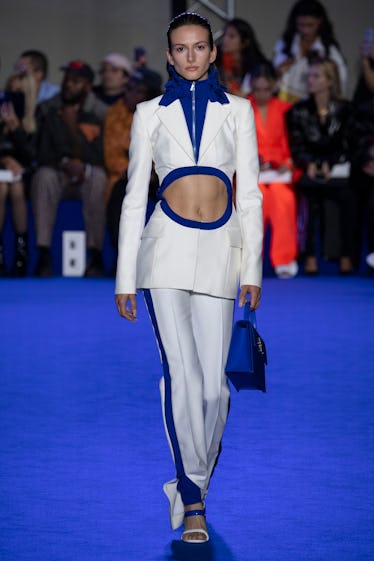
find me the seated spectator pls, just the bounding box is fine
[105,68,162,270]
[0,92,36,276]
[38,61,107,123]
[32,61,107,277]
[216,18,267,96]
[14,50,60,104]
[248,62,298,278]
[286,57,355,275]
[93,53,133,106]
[273,0,347,103]
[351,67,374,272]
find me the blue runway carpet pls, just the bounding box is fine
[0,277,373,561]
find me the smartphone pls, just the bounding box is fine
[0,90,25,119]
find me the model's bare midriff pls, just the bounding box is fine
[163,175,228,221]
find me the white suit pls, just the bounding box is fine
[115,91,263,529]
[115,93,263,296]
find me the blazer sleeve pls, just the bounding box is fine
[234,99,263,288]
[115,104,153,294]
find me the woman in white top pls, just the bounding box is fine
[115,12,263,544]
[273,0,347,103]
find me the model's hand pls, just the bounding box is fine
[239,285,261,310]
[115,294,137,321]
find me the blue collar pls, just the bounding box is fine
[159,66,229,106]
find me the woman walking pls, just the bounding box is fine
[115,12,263,543]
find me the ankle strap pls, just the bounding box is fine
[184,509,205,518]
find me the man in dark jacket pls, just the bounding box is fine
[32,60,107,277]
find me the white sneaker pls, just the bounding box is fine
[366,252,374,269]
[274,260,299,279]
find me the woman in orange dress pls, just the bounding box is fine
[248,62,299,277]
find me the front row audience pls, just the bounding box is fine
[32,61,107,277]
[286,57,355,275]
[0,30,374,278]
[248,62,298,278]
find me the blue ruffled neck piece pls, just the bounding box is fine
[159,66,229,106]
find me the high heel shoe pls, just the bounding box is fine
[181,508,209,543]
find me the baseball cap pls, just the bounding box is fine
[101,53,133,75]
[60,60,95,82]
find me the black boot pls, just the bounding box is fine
[35,246,53,277]
[10,233,28,277]
[0,238,6,277]
[84,248,105,277]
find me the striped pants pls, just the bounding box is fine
[144,288,234,529]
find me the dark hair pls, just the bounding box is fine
[251,61,277,82]
[167,12,214,51]
[20,49,48,78]
[220,18,267,79]
[281,0,341,58]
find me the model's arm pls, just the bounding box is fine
[234,99,263,309]
[115,104,153,315]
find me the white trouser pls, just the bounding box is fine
[144,288,234,529]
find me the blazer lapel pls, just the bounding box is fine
[198,101,231,162]
[156,101,194,162]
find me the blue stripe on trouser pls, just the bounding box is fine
[143,289,202,505]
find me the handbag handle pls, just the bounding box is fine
[244,302,257,328]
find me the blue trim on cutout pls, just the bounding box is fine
[160,199,232,230]
[157,166,233,230]
[158,166,232,197]
[143,289,201,506]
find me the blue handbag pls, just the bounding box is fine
[225,303,267,392]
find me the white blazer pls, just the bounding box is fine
[115,93,263,298]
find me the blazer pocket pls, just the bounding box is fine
[224,227,242,294]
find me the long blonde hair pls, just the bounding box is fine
[310,56,342,99]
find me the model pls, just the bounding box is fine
[115,12,263,543]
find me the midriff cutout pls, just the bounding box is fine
[163,175,228,222]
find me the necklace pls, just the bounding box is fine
[318,107,329,118]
